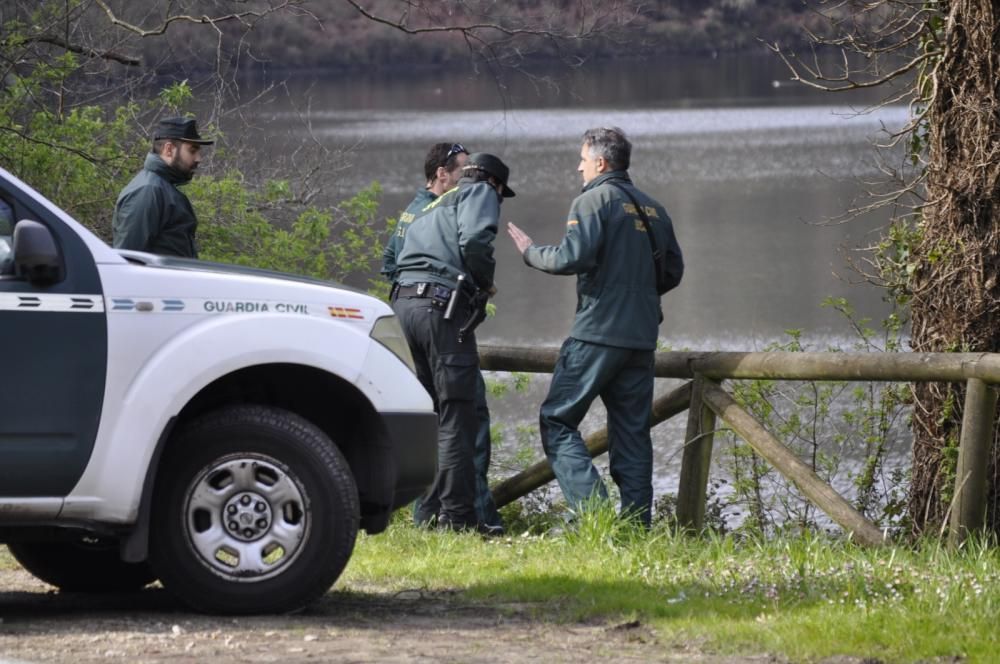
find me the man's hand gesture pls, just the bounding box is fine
[506,222,533,254]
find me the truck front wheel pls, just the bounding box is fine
[150,405,359,614]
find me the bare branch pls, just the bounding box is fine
[0,123,120,165]
[25,33,140,66]
[767,40,940,93]
[91,0,299,38]
[341,0,629,41]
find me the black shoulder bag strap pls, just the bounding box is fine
[606,181,669,294]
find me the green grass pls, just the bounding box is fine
[343,509,1000,663]
[1,516,994,662]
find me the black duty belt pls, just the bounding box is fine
[393,282,453,301]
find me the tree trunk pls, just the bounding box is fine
[908,1,1000,535]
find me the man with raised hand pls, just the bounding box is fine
[507,127,683,527]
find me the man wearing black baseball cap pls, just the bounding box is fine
[112,116,214,258]
[464,152,516,198]
[383,143,506,535]
[390,151,515,532]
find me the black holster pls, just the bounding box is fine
[457,289,489,342]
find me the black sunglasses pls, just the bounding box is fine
[445,143,467,160]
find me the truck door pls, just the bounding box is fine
[0,180,108,497]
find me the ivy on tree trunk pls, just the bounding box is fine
[909,1,1000,536]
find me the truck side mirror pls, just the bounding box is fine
[13,220,63,284]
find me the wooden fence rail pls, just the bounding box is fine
[478,345,1000,546]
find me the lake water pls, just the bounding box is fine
[256,54,905,350]
[247,54,911,520]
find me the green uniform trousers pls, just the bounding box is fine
[539,337,655,527]
[393,294,479,529]
[413,371,503,530]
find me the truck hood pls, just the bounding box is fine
[105,250,391,325]
[115,250,366,295]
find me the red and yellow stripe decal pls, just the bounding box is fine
[328,306,365,320]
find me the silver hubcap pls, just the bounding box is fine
[224,491,273,541]
[184,455,309,582]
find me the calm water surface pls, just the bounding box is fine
[256,54,904,350]
[248,54,911,509]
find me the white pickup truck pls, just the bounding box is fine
[0,167,437,614]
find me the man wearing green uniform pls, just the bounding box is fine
[391,152,515,530]
[112,116,213,258]
[383,143,505,533]
[382,143,470,283]
[507,127,683,527]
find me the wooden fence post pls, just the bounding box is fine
[676,375,718,531]
[949,378,998,546]
[479,345,1000,546]
[701,383,885,547]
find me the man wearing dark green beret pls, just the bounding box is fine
[112,116,214,258]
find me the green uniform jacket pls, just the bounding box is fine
[523,171,683,350]
[382,188,436,283]
[112,153,199,258]
[393,179,499,291]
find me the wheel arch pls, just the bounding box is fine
[122,363,397,563]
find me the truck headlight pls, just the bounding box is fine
[370,315,416,372]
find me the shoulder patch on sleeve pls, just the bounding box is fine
[567,219,579,227]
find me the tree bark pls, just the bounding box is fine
[908,1,1000,535]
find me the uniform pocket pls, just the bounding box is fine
[436,352,479,402]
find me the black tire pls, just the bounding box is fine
[8,539,156,592]
[150,405,359,614]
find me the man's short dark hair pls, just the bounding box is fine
[424,142,467,182]
[582,127,631,171]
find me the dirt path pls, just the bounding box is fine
[0,567,790,663]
